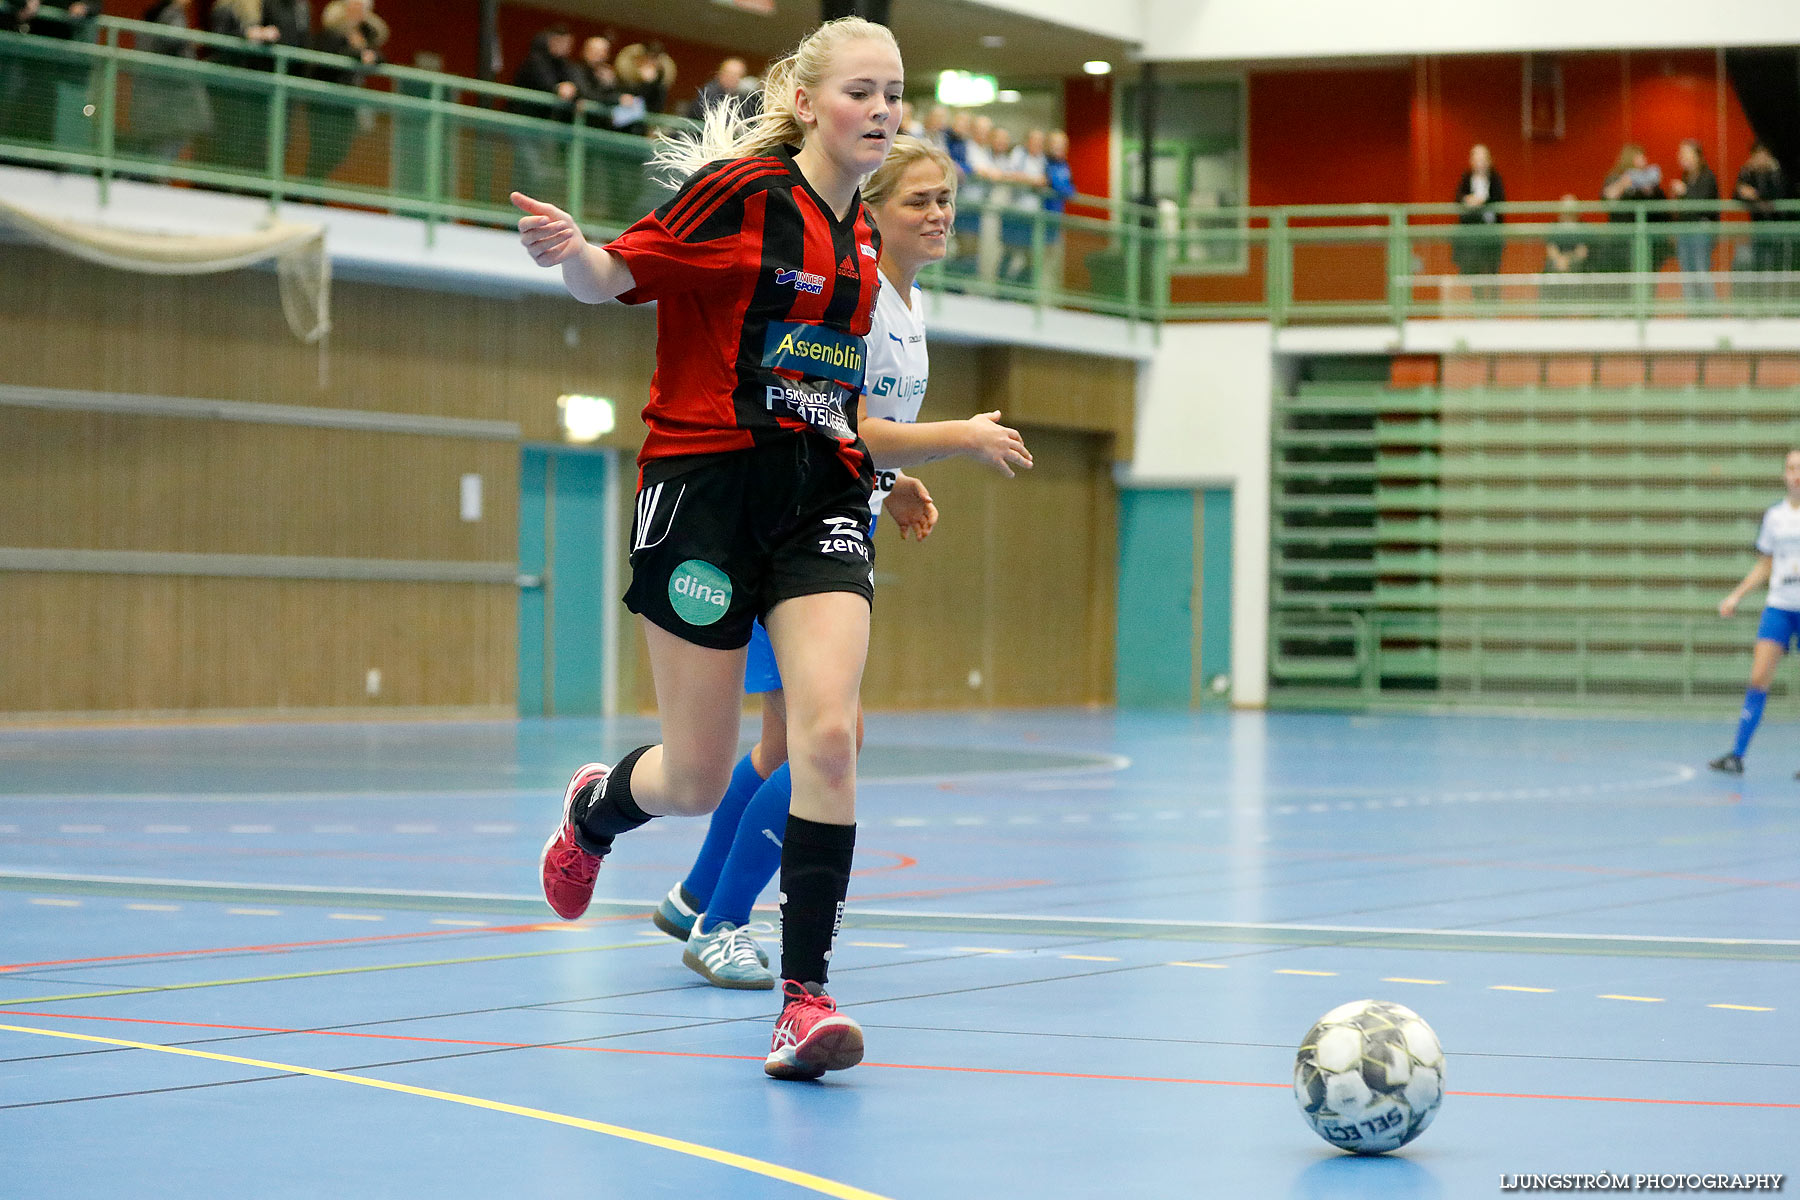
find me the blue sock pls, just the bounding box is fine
[701,764,791,932]
[1732,688,1769,757]
[681,753,766,910]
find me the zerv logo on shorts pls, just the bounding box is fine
[668,560,732,627]
[762,322,866,392]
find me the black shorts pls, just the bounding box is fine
[624,437,875,650]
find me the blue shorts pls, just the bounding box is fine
[1756,606,1800,650]
[744,619,782,694]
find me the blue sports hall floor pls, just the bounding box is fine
[1,709,1795,1198]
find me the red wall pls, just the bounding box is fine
[1251,50,1757,209]
[1248,66,1416,206]
[1062,73,1115,203]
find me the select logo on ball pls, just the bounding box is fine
[669,560,731,626]
[1293,999,1444,1155]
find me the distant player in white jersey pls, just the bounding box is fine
[1710,449,1800,775]
[654,136,1036,987]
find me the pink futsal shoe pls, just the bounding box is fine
[539,763,609,920]
[764,980,865,1080]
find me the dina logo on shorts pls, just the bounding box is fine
[669,560,732,626]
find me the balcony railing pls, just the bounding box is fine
[5,18,1800,326]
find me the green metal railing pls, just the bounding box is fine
[4,19,1800,326]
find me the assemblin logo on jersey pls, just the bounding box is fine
[774,268,825,295]
[762,321,866,392]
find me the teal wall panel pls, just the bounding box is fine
[1198,488,1234,699]
[1116,488,1195,708]
[518,447,608,717]
[548,451,608,717]
[517,448,549,717]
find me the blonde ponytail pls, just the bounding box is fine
[649,16,900,187]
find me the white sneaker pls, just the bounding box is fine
[681,920,776,990]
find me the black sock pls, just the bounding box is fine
[778,815,855,987]
[571,745,654,857]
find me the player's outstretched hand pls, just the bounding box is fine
[1719,595,1739,618]
[512,192,588,268]
[964,411,1033,479]
[886,473,938,541]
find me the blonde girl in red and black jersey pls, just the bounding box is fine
[513,16,899,1081]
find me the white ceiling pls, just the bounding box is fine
[516,0,1137,86]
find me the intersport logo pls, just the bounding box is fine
[775,268,825,295]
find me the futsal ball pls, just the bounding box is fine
[1292,999,1444,1155]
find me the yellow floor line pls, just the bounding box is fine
[0,1022,892,1200]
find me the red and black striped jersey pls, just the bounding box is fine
[606,143,882,484]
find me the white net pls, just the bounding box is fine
[0,194,330,344]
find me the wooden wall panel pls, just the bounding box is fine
[0,244,657,448]
[0,244,1136,717]
[984,345,1137,454]
[0,411,517,561]
[0,574,513,714]
[864,426,1118,709]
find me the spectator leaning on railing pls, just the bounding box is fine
[942,109,971,175]
[572,34,616,104]
[1599,143,1665,272]
[510,24,578,198]
[303,0,387,181]
[122,0,211,166]
[205,0,300,174]
[264,0,310,57]
[613,39,674,116]
[1041,129,1074,285]
[684,55,744,121]
[571,34,645,226]
[1736,142,1791,275]
[0,0,103,151]
[1670,138,1720,301]
[998,127,1048,283]
[1454,143,1505,298]
[921,103,948,150]
[573,35,644,133]
[1544,193,1590,276]
[1,0,99,38]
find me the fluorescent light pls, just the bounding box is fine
[936,70,998,107]
[998,90,1021,103]
[1083,60,1112,76]
[557,394,615,443]
[979,34,1005,48]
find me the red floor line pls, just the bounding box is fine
[848,852,919,877]
[0,911,646,974]
[9,1011,1796,1109]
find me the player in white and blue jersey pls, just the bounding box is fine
[1710,449,1800,774]
[652,136,1035,986]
